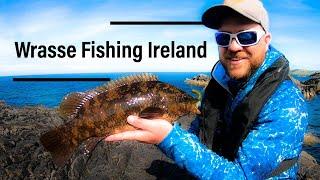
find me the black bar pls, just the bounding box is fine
[13,78,111,82]
[110,21,203,25]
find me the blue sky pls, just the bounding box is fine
[0,0,319,76]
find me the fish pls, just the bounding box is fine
[40,73,200,167]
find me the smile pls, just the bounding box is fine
[230,58,246,61]
[229,57,247,65]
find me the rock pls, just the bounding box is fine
[64,140,194,179]
[304,133,320,146]
[191,74,210,81]
[303,78,320,87]
[310,72,320,79]
[300,77,320,100]
[298,151,320,179]
[185,74,210,87]
[0,103,64,179]
[290,69,318,77]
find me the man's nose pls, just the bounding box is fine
[228,38,243,52]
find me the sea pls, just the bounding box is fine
[0,72,319,162]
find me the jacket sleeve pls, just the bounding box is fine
[158,81,308,179]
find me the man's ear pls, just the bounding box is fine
[264,33,272,51]
[264,33,272,45]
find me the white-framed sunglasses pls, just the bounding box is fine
[215,29,266,47]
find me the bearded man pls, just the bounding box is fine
[106,0,308,179]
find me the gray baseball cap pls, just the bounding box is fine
[202,0,269,31]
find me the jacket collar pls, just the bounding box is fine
[211,45,284,111]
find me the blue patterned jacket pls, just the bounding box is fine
[158,46,308,179]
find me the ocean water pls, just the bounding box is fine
[0,72,319,162]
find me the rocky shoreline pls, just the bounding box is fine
[0,102,319,179]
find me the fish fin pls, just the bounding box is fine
[58,92,87,119]
[139,107,166,119]
[79,137,104,155]
[58,73,158,120]
[40,129,76,167]
[95,73,158,92]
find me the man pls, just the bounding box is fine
[106,0,308,179]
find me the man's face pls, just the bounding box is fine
[218,18,271,81]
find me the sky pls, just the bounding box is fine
[0,0,319,76]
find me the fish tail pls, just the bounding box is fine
[40,128,76,167]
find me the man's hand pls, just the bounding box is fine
[104,115,173,144]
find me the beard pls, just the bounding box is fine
[221,51,261,81]
[227,64,256,81]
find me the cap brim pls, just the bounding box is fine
[202,5,250,29]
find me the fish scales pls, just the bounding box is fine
[88,81,169,132]
[40,73,200,167]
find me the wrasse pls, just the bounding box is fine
[40,73,200,167]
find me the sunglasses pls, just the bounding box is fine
[215,29,266,47]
